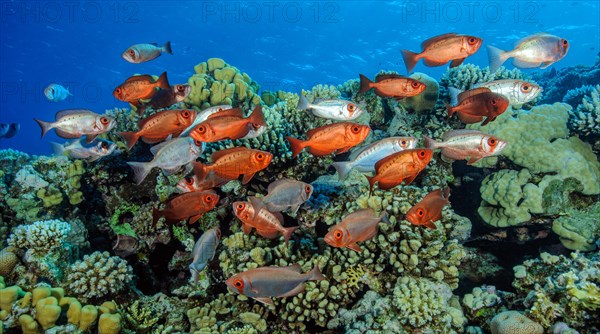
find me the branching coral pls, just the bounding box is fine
[7,220,71,255]
[568,84,600,140]
[65,251,133,301]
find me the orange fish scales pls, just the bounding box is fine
[286,122,370,157]
[406,188,451,229]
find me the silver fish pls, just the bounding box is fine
[122,42,173,63]
[487,33,569,72]
[241,123,268,139]
[331,136,418,178]
[34,109,116,143]
[0,123,19,139]
[250,178,313,216]
[127,137,203,184]
[474,80,542,107]
[189,227,221,285]
[52,138,117,162]
[424,129,507,165]
[297,95,364,121]
[180,105,232,137]
[44,83,72,102]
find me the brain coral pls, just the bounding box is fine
[490,311,543,334]
[65,251,133,301]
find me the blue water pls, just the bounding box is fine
[1,1,598,154]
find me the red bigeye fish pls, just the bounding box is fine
[189,227,220,285]
[176,171,230,193]
[118,109,197,150]
[232,199,299,245]
[446,87,509,126]
[193,147,273,184]
[113,72,171,102]
[324,209,387,252]
[153,190,220,226]
[401,33,483,73]
[286,122,370,158]
[34,109,116,143]
[122,42,173,63]
[487,33,569,72]
[359,74,426,100]
[424,129,508,165]
[134,84,191,116]
[405,188,451,229]
[365,149,432,194]
[190,106,266,143]
[225,264,325,306]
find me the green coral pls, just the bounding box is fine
[552,202,600,251]
[471,103,600,227]
[568,84,600,139]
[490,311,543,334]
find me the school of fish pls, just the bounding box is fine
[32,32,568,305]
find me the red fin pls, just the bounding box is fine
[308,146,335,157]
[346,243,362,252]
[286,136,305,158]
[241,172,256,184]
[359,74,373,94]
[192,162,209,181]
[207,107,243,119]
[457,112,484,124]
[247,105,265,127]
[375,74,407,81]
[467,156,482,165]
[241,223,253,234]
[364,174,375,197]
[155,72,171,90]
[401,49,419,73]
[402,173,418,186]
[377,179,400,191]
[480,116,495,126]
[282,226,299,246]
[34,118,52,138]
[423,58,448,67]
[445,103,455,118]
[424,221,437,229]
[118,131,140,150]
[126,74,153,83]
[450,58,466,67]
[152,208,162,227]
[421,33,458,49]
[188,213,203,225]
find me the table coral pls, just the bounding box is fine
[65,251,133,301]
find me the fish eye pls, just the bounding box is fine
[347,103,356,112]
[196,125,206,134]
[182,110,191,118]
[521,84,531,93]
[205,195,213,202]
[417,209,425,217]
[256,153,264,160]
[115,88,121,94]
[194,140,202,146]
[468,37,477,45]
[401,140,407,147]
[185,177,194,185]
[101,142,108,149]
[488,137,497,146]
[411,81,419,88]
[100,117,109,125]
[234,279,244,288]
[334,230,343,239]
[351,126,360,134]
[419,150,426,158]
[128,50,135,56]
[305,185,312,194]
[491,99,497,105]
[562,39,568,46]
[177,85,185,92]
[252,122,260,129]
[237,203,245,210]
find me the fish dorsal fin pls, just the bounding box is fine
[457,87,492,102]
[150,139,175,155]
[375,74,407,81]
[211,146,248,161]
[441,129,483,141]
[207,107,243,120]
[55,109,96,119]
[125,74,153,83]
[421,33,458,49]
[374,151,400,171]
[150,42,158,46]
[286,264,303,273]
[267,178,290,194]
[514,33,551,47]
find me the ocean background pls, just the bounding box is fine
[1,0,599,154]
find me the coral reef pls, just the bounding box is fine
[567,84,600,141]
[530,60,600,105]
[490,310,543,334]
[552,202,600,251]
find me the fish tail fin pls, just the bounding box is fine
[156,71,170,90]
[282,226,299,246]
[443,187,451,203]
[34,118,53,138]
[423,136,438,150]
[307,263,326,281]
[445,103,455,118]
[152,207,163,227]
[247,105,266,127]
[286,136,305,158]
[364,174,375,197]
[358,74,373,94]
[163,41,173,55]
[487,45,508,73]
[297,94,309,111]
[331,161,352,179]
[118,131,140,150]
[448,87,461,107]
[401,49,419,73]
[127,161,151,185]
[192,162,209,180]
[51,142,66,157]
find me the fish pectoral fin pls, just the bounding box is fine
[162,167,181,176]
[450,58,466,67]
[253,297,274,306]
[241,172,256,184]
[423,58,448,67]
[335,146,352,154]
[346,243,363,252]
[188,213,204,225]
[402,174,419,186]
[289,204,301,215]
[467,156,482,165]
[307,146,334,157]
[85,134,98,143]
[512,58,542,69]
[278,283,306,298]
[425,221,437,229]
[240,223,252,235]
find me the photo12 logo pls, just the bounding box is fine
[199,1,339,23]
[0,1,139,24]
[399,1,539,23]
